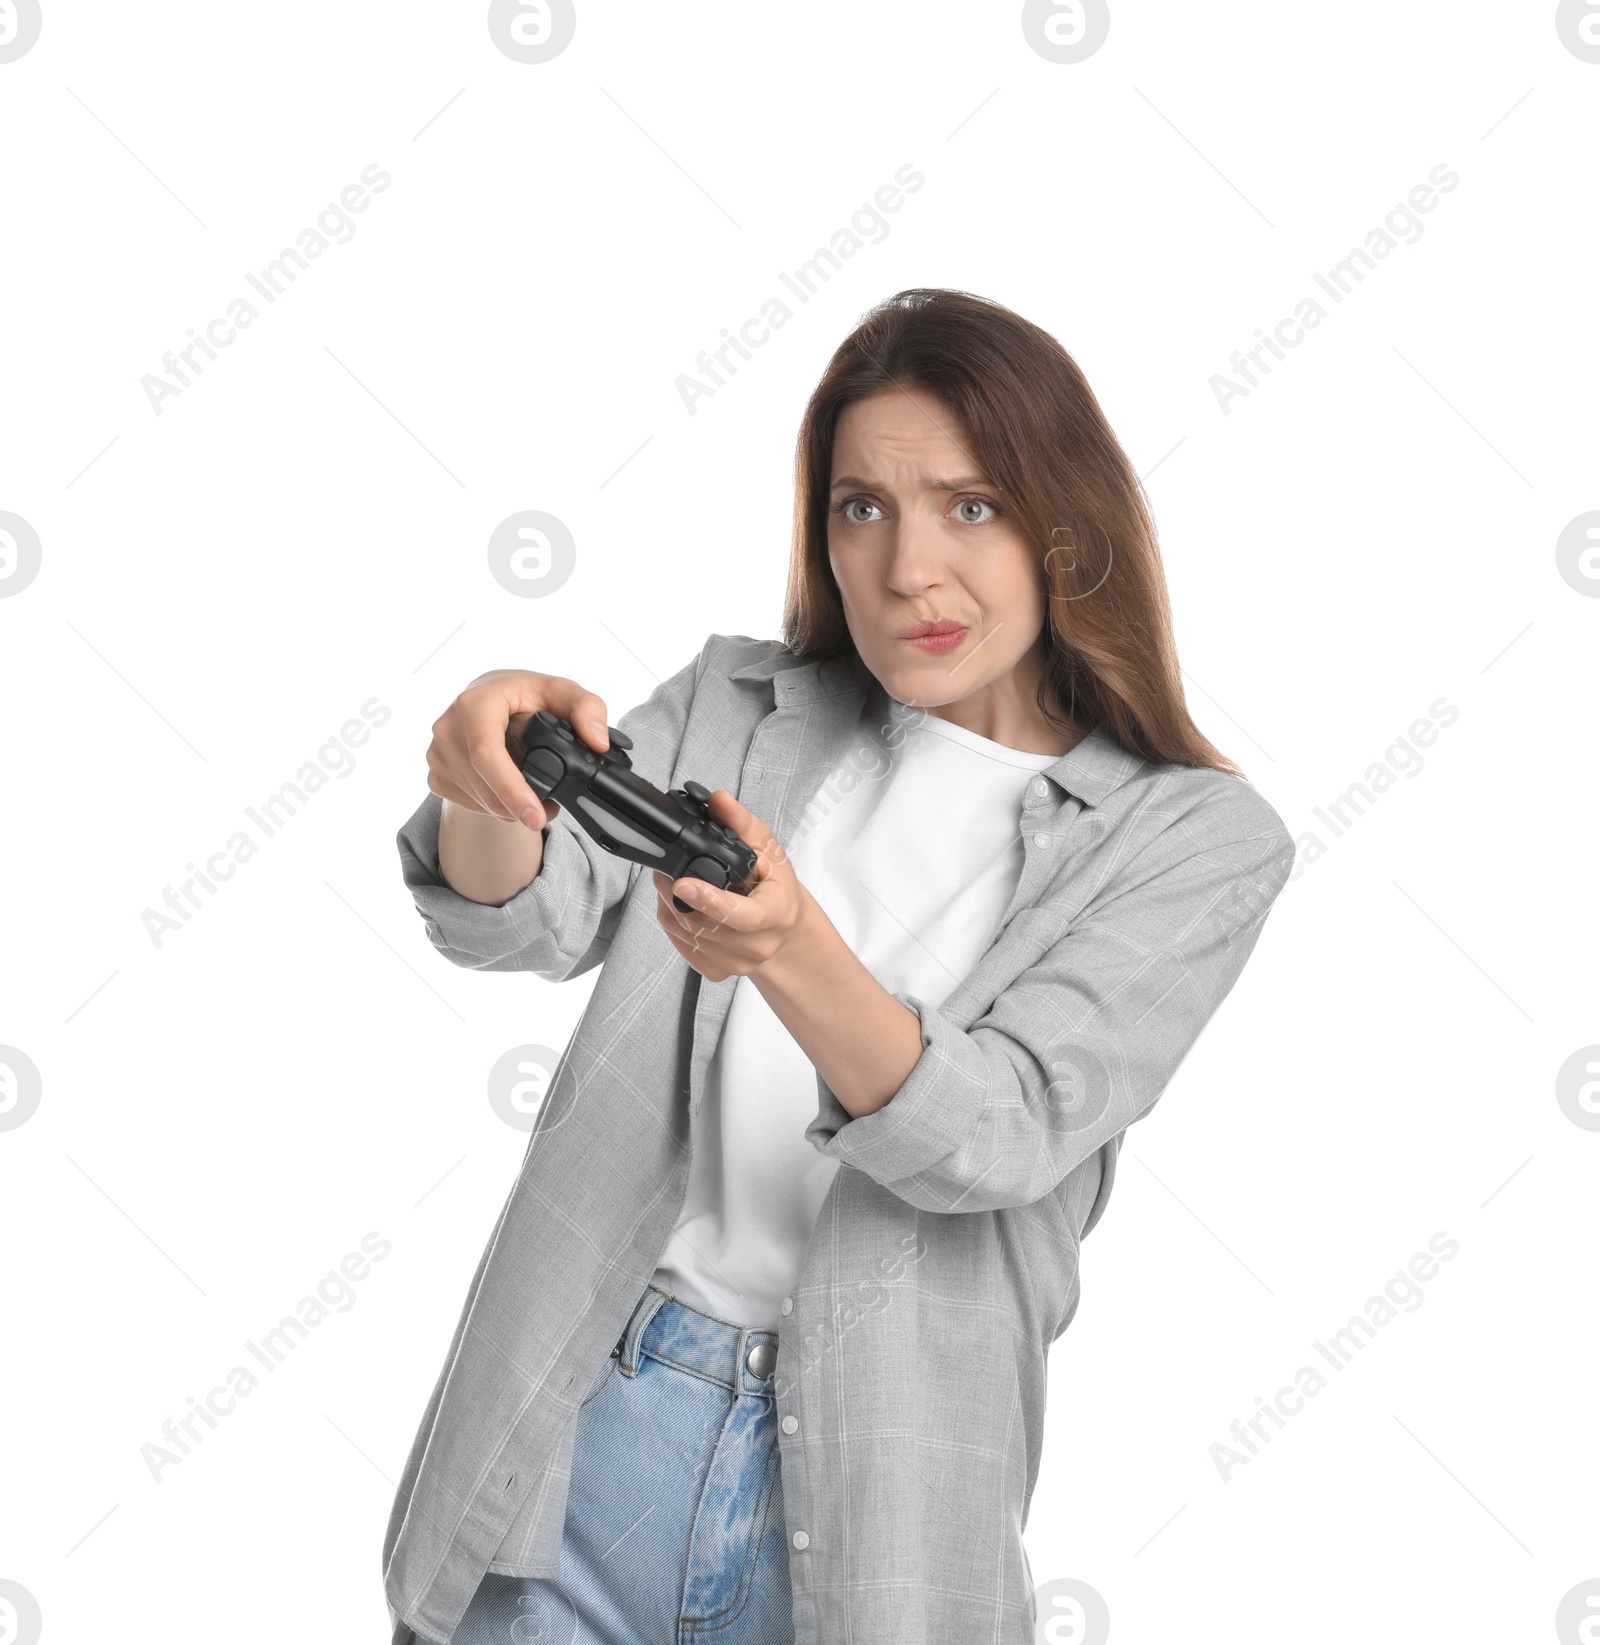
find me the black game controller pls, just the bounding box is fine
[516,709,760,914]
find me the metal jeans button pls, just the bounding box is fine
[746,1340,776,1380]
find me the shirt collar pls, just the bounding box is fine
[728,644,1147,809]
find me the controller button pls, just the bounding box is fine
[684,855,728,890]
[534,709,560,728]
[555,723,575,741]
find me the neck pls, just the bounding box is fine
[926,694,1083,757]
[890,651,1085,757]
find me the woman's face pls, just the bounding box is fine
[826,386,1051,717]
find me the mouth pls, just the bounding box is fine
[898,620,968,655]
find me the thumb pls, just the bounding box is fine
[710,791,783,877]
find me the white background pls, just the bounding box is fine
[1,3,1596,1642]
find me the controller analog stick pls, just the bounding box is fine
[523,748,566,791]
[683,855,729,891]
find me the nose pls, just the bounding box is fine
[883,511,944,598]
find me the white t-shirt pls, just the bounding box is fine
[650,684,1061,1330]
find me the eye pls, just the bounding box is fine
[833,497,885,524]
[952,496,1000,524]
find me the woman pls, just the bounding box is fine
[385,288,1295,1645]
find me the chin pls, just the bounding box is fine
[870,659,961,708]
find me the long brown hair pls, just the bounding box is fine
[782,287,1243,778]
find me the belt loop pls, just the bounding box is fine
[619,1284,671,1376]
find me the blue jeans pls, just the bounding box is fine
[450,1285,795,1645]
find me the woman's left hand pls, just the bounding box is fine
[653,791,810,982]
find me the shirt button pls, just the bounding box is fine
[1033,833,1050,849]
[781,1415,798,1434]
[792,1531,810,1550]
[780,1297,793,1316]
[1032,779,1048,797]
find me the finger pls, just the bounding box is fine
[469,727,547,824]
[650,871,739,944]
[458,750,556,827]
[434,735,527,822]
[655,907,699,959]
[656,915,724,981]
[456,674,585,823]
[493,683,608,823]
[667,872,769,934]
[546,685,612,754]
[647,875,710,954]
[465,762,523,821]
[428,773,484,811]
[482,723,562,825]
[428,743,518,821]
[707,790,787,878]
[652,870,707,932]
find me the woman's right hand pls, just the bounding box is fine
[428,670,610,907]
[427,668,611,831]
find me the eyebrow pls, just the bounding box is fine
[829,473,993,492]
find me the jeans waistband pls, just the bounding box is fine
[615,1284,779,1397]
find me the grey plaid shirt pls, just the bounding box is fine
[383,633,1294,1645]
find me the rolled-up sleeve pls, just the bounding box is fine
[804,797,1296,1213]
[396,649,702,981]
